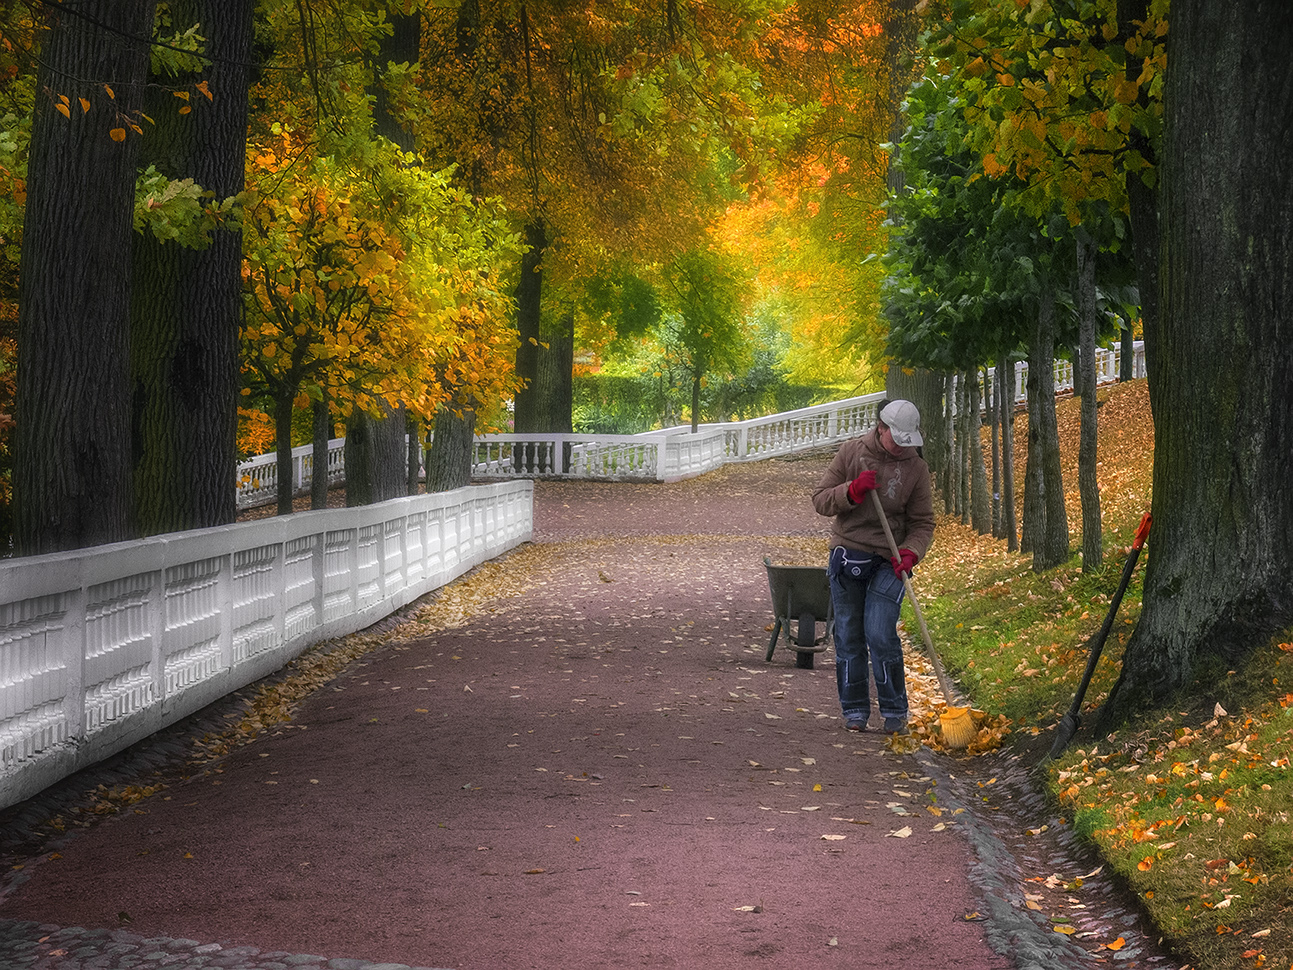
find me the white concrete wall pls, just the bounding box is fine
[0,481,533,809]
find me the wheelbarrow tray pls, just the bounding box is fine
[763,557,833,668]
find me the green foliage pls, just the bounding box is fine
[134,166,242,249]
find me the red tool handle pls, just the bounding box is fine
[1133,512,1152,550]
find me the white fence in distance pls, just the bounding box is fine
[0,481,533,810]
[234,342,1145,505]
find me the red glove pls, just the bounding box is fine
[891,548,918,577]
[847,470,877,504]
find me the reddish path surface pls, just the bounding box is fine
[0,457,1014,969]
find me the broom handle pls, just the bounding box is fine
[868,490,960,706]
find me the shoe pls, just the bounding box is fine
[883,717,908,734]
[844,717,868,732]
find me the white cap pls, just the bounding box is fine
[879,400,923,448]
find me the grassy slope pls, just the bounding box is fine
[915,378,1293,970]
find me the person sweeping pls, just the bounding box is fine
[812,400,935,734]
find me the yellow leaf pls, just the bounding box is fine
[109,128,126,142]
[1106,937,1126,950]
[104,84,115,100]
[178,106,192,115]
[813,783,822,792]
[78,98,90,113]
[174,90,190,100]
[55,103,70,118]
[1053,925,1075,935]
[196,80,212,100]
[1137,856,1153,871]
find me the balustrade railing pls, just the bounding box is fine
[233,342,1144,504]
[0,481,532,809]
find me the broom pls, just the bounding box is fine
[869,491,976,750]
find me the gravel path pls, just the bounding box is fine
[0,456,1181,969]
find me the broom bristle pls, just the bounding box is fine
[940,706,976,750]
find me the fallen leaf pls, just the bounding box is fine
[1053,925,1076,935]
[887,826,912,838]
[821,834,846,841]
[524,868,545,875]
[1105,937,1126,951]
[1214,702,1227,717]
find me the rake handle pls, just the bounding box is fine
[868,490,959,706]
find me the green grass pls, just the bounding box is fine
[911,381,1293,970]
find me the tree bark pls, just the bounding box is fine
[311,394,330,510]
[274,389,297,516]
[1076,236,1102,570]
[512,218,546,433]
[425,407,476,492]
[956,373,969,523]
[1118,0,1159,408]
[345,403,407,506]
[130,0,252,537]
[1104,0,1293,716]
[999,357,1018,552]
[1029,294,1069,570]
[969,368,990,534]
[988,363,1002,538]
[13,0,157,555]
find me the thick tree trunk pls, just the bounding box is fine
[311,394,330,510]
[999,357,1018,552]
[130,0,253,537]
[885,367,944,479]
[1104,0,1293,717]
[13,0,156,555]
[1076,236,1102,571]
[1118,0,1159,407]
[988,363,1002,538]
[1030,295,1070,570]
[345,403,407,506]
[969,368,990,534]
[407,415,422,495]
[512,219,546,433]
[956,373,969,523]
[275,390,296,516]
[425,408,476,492]
[946,372,956,517]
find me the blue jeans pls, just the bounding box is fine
[828,549,908,723]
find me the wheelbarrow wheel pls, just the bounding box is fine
[795,612,816,669]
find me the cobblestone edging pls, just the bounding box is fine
[915,744,1184,970]
[0,920,451,970]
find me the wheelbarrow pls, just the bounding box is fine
[763,557,834,669]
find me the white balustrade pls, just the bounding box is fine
[0,481,532,809]
[232,344,1146,500]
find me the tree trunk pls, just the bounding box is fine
[344,403,407,506]
[946,372,956,517]
[1120,325,1136,383]
[1104,0,1293,716]
[999,357,1018,551]
[969,368,990,534]
[1076,236,1103,571]
[690,368,703,433]
[275,389,296,516]
[885,367,944,479]
[957,373,969,524]
[1118,0,1159,406]
[512,219,546,433]
[130,0,253,537]
[1030,294,1070,570]
[988,363,1002,538]
[407,414,422,495]
[311,394,330,510]
[425,407,476,492]
[13,0,156,555]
